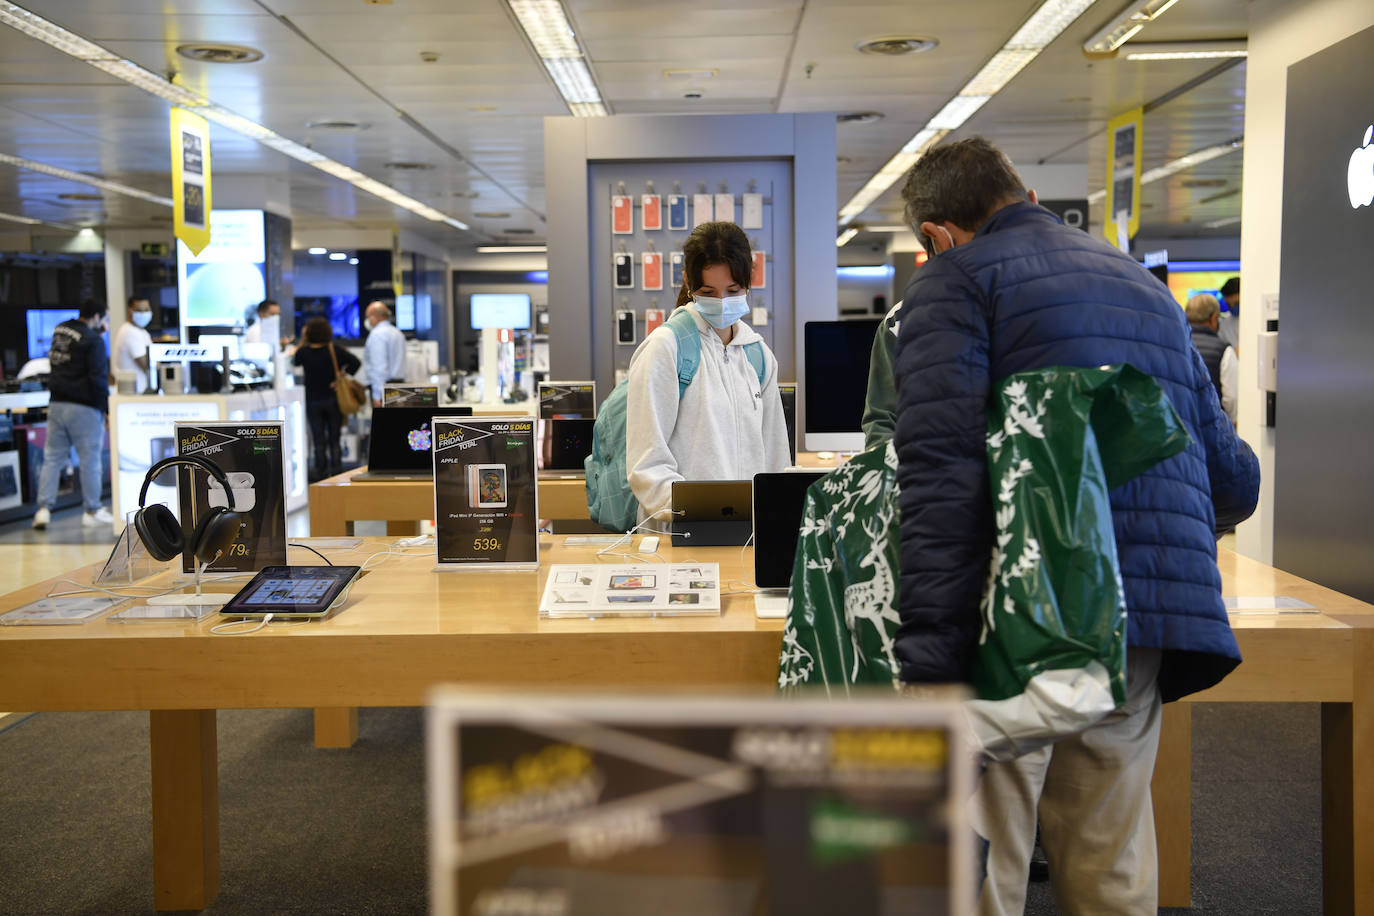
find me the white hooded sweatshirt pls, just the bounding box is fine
[625,305,791,525]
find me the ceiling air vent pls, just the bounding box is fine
[58,192,103,201]
[474,212,511,219]
[384,161,434,171]
[856,36,938,56]
[837,111,884,125]
[306,119,369,131]
[503,228,536,235]
[176,43,264,64]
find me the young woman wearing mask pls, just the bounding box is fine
[624,221,790,524]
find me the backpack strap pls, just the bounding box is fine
[665,309,701,397]
[743,341,767,386]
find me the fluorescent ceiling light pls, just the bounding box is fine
[0,151,174,207]
[837,0,1097,228]
[0,1,470,232]
[1086,137,1243,203]
[475,245,548,253]
[1083,0,1183,55]
[1203,215,1242,229]
[0,209,78,230]
[836,227,859,247]
[506,0,609,118]
[308,247,327,255]
[1123,40,1246,61]
[328,252,347,260]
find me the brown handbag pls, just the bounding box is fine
[328,343,367,415]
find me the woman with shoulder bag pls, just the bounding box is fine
[293,317,362,480]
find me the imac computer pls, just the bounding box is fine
[802,319,880,453]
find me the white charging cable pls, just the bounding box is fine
[211,613,274,635]
[595,508,682,562]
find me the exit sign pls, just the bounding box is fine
[140,242,169,257]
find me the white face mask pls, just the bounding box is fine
[692,294,749,330]
[132,311,152,328]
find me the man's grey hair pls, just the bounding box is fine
[900,137,1028,251]
[1185,294,1220,325]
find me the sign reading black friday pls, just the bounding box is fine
[428,694,975,916]
[432,416,538,568]
[175,421,287,573]
[537,381,597,419]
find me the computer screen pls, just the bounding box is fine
[294,295,361,339]
[802,319,880,453]
[470,293,531,330]
[395,294,415,332]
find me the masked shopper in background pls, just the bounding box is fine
[624,221,790,524]
[111,296,153,393]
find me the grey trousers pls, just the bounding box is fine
[972,648,1164,916]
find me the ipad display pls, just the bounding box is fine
[220,565,360,618]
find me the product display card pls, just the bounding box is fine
[0,595,126,626]
[667,194,688,230]
[613,252,633,289]
[714,192,735,223]
[538,382,597,420]
[641,251,663,291]
[428,692,974,916]
[641,194,662,230]
[669,251,684,290]
[432,417,539,569]
[538,563,721,617]
[612,195,633,234]
[384,384,439,407]
[741,192,764,229]
[176,421,287,573]
[751,250,767,289]
[692,193,713,228]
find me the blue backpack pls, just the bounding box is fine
[585,309,766,531]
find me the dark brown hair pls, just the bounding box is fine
[675,221,752,308]
[302,316,333,344]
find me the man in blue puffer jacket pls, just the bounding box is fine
[893,138,1259,915]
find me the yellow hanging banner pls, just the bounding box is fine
[170,107,212,255]
[391,227,404,298]
[1103,107,1142,251]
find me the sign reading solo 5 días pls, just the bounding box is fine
[432,417,539,569]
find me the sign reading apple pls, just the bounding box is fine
[1350,124,1374,209]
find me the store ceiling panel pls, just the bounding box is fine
[0,0,1250,247]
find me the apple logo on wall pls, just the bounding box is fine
[1350,125,1374,209]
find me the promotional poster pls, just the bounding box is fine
[383,384,440,407]
[432,417,538,568]
[538,382,597,420]
[428,693,974,916]
[175,421,287,573]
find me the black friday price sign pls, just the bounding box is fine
[431,416,539,569]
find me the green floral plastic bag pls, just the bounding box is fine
[779,365,1190,760]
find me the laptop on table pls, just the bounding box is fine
[670,480,753,547]
[354,406,470,481]
[751,470,828,617]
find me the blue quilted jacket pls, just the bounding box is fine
[893,202,1260,702]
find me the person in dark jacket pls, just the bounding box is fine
[34,299,111,530]
[892,138,1259,915]
[293,317,361,481]
[1186,293,1237,424]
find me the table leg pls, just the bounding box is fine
[1322,628,1374,916]
[308,483,347,537]
[1152,702,1192,908]
[150,709,219,911]
[314,706,360,748]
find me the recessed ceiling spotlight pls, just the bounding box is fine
[856,36,939,56]
[328,252,347,260]
[305,119,370,131]
[308,247,327,255]
[474,211,511,219]
[837,111,884,125]
[384,161,434,171]
[176,43,264,64]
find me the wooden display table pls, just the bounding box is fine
[0,544,1370,912]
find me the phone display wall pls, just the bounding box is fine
[589,160,793,380]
